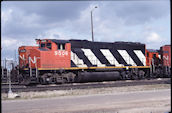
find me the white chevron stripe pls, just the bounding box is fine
[134,50,146,66]
[100,49,123,66]
[118,50,137,66]
[82,49,105,67]
[71,51,87,67]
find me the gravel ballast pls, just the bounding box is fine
[1,84,170,100]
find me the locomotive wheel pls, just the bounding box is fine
[131,74,139,80]
[126,71,132,80]
[138,70,145,79]
[40,77,47,85]
[130,68,139,80]
[61,78,68,84]
[61,72,76,83]
[155,68,163,78]
[121,71,132,80]
[23,77,31,86]
[67,72,76,82]
[121,71,126,80]
[150,69,160,78]
[18,74,24,84]
[40,73,49,85]
[49,77,56,84]
[74,75,82,82]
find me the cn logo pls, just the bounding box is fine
[163,56,169,61]
[29,56,36,64]
[54,51,68,56]
[19,54,25,60]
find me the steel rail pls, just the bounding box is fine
[1,78,170,93]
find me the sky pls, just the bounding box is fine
[1,1,171,63]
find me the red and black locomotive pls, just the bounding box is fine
[8,39,171,84]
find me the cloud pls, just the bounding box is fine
[1,8,46,38]
[2,1,90,23]
[110,1,170,25]
[2,38,18,48]
[1,8,13,24]
[143,31,168,49]
[1,38,22,62]
[2,1,170,40]
[1,1,170,60]
[145,32,162,43]
[1,1,90,40]
[37,29,70,40]
[1,37,36,50]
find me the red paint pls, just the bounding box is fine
[160,45,171,66]
[39,41,71,68]
[19,39,71,69]
[145,49,159,66]
[18,46,38,68]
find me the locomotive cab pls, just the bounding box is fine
[18,39,72,84]
[35,39,71,69]
[19,39,71,69]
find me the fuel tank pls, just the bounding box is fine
[75,71,121,82]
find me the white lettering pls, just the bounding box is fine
[163,56,169,61]
[54,51,68,56]
[29,56,36,64]
[59,51,61,56]
[54,51,58,56]
[19,54,25,60]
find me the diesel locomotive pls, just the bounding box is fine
[8,39,171,84]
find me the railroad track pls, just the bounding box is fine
[1,78,170,93]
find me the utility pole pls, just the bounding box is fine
[14,49,16,66]
[7,63,19,98]
[91,6,98,42]
[8,70,12,94]
[5,58,7,69]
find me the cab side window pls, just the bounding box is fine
[41,43,45,48]
[46,43,52,49]
[58,44,65,50]
[147,52,149,57]
[62,44,65,50]
[153,54,156,58]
